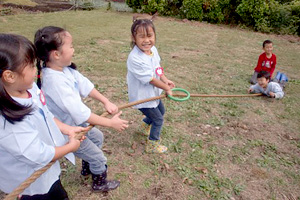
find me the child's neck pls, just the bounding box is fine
[7,88,30,99]
[47,62,64,71]
[143,50,152,56]
[266,52,272,58]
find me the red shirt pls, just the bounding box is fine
[254,52,276,77]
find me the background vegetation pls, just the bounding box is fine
[0,4,299,200]
[125,0,300,35]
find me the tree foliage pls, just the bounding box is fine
[125,0,300,35]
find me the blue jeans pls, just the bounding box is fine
[139,100,165,141]
[74,127,107,174]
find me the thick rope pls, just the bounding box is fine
[4,162,54,200]
[4,92,261,200]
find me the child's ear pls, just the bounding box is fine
[2,70,16,84]
[131,35,135,43]
[50,50,60,60]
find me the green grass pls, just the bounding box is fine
[0,7,300,200]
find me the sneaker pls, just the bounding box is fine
[138,122,151,136]
[145,140,168,153]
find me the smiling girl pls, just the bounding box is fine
[127,17,175,153]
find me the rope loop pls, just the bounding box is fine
[168,88,190,102]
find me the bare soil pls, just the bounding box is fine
[1,0,74,13]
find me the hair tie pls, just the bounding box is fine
[37,75,41,78]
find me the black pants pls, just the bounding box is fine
[20,179,69,200]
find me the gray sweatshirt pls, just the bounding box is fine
[250,82,284,99]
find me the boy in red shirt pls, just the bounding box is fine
[250,40,276,84]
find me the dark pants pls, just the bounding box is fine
[250,71,258,84]
[20,179,68,200]
[139,100,165,141]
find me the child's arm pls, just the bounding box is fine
[254,54,263,72]
[269,83,284,99]
[150,77,173,96]
[270,54,277,78]
[88,88,118,114]
[248,84,261,94]
[52,135,81,161]
[53,117,88,139]
[160,74,175,89]
[87,111,128,132]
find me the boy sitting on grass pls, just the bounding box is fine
[250,40,276,84]
[248,71,284,99]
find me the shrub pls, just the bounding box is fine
[201,0,233,23]
[268,0,300,34]
[141,0,166,14]
[160,0,183,16]
[125,0,300,35]
[180,0,203,20]
[126,0,144,12]
[236,0,278,32]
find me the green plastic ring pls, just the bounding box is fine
[168,88,190,102]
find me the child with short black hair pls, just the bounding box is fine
[248,71,284,99]
[0,33,87,199]
[250,40,276,84]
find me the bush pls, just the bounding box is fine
[141,0,166,14]
[126,0,144,12]
[236,0,279,32]
[290,0,300,35]
[220,0,242,24]
[160,0,183,16]
[180,0,203,20]
[125,0,300,35]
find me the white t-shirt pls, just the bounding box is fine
[42,67,94,126]
[127,45,163,109]
[0,83,74,195]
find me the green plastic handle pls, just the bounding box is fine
[167,88,190,102]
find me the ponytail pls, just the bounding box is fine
[0,81,32,124]
[36,58,42,89]
[69,62,77,70]
[34,26,79,89]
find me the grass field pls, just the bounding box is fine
[0,7,299,200]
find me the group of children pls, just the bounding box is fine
[0,16,287,199]
[0,16,173,199]
[249,39,288,99]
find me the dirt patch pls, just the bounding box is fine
[1,0,74,13]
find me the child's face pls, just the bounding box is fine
[257,77,269,88]
[133,26,155,55]
[58,31,74,67]
[263,43,273,55]
[14,63,37,91]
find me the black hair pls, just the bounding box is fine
[130,18,156,48]
[257,71,270,80]
[0,34,36,123]
[263,40,272,48]
[34,26,77,88]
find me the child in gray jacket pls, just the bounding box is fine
[248,71,284,99]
